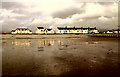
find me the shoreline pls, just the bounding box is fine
[0,34,119,39]
[0,34,88,39]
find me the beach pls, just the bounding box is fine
[1,34,120,76]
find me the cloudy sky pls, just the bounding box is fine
[0,0,118,33]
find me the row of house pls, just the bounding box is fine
[104,29,120,34]
[36,27,54,34]
[11,26,99,34]
[11,28,32,34]
[57,27,99,34]
[11,27,54,34]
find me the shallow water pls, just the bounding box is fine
[2,36,120,76]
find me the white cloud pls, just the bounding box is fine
[0,20,4,24]
[98,16,110,21]
[22,1,75,15]
[1,9,25,17]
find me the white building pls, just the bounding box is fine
[36,27,54,34]
[113,29,120,34]
[89,27,99,34]
[106,30,113,34]
[44,28,54,34]
[11,27,32,34]
[57,27,99,34]
[36,27,44,34]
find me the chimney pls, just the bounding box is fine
[88,27,90,30]
[94,27,96,29]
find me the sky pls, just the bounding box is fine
[0,0,119,33]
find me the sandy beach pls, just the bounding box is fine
[1,34,120,76]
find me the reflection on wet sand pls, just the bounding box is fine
[2,37,119,76]
[57,40,63,46]
[3,41,7,46]
[11,40,31,46]
[10,39,55,48]
[86,41,98,44]
[37,40,54,47]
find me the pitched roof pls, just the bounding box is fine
[107,30,113,32]
[57,27,97,30]
[44,28,52,31]
[29,30,32,32]
[11,30,16,32]
[113,29,120,31]
[89,28,96,30]
[14,28,32,32]
[47,29,52,31]
[37,27,44,29]
[16,28,28,30]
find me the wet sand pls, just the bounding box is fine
[1,35,120,76]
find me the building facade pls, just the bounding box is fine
[113,29,120,34]
[36,27,45,34]
[36,27,54,34]
[57,27,99,34]
[106,30,113,34]
[44,28,54,34]
[11,27,32,34]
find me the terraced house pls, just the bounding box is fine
[36,27,54,34]
[36,27,45,34]
[44,28,54,34]
[57,26,99,34]
[11,27,32,34]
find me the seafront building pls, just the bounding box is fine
[104,29,120,34]
[11,26,100,34]
[44,28,54,34]
[36,27,44,34]
[106,30,113,34]
[57,26,99,34]
[113,29,120,34]
[11,27,32,34]
[35,27,54,34]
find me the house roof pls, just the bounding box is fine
[37,27,44,29]
[47,29,52,31]
[90,28,96,30]
[14,28,32,32]
[11,30,16,32]
[107,30,113,32]
[113,29,120,31]
[29,30,32,32]
[16,28,28,30]
[44,28,52,31]
[57,27,97,30]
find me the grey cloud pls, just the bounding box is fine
[2,2,25,9]
[82,16,112,20]
[2,2,43,16]
[0,2,118,33]
[98,2,114,5]
[12,8,43,16]
[52,7,85,19]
